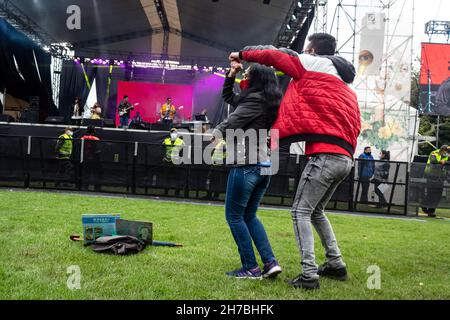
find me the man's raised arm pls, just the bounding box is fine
[230,45,305,80]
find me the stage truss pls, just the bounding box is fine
[313,0,417,161]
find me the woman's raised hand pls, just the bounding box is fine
[229,52,240,62]
[229,60,243,77]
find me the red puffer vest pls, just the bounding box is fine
[241,46,361,156]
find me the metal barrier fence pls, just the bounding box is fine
[0,134,425,216]
[408,162,450,214]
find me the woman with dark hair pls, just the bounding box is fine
[213,61,283,279]
[372,150,391,208]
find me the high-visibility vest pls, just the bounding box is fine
[57,134,73,159]
[425,150,448,176]
[212,139,227,166]
[163,137,184,163]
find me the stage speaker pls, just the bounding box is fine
[82,119,104,127]
[20,107,39,123]
[174,123,192,131]
[44,116,65,124]
[103,119,115,128]
[130,121,151,130]
[151,123,171,131]
[0,114,15,122]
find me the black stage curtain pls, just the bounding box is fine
[211,80,241,128]
[59,61,98,123]
[0,18,56,121]
[59,62,125,122]
[97,68,125,120]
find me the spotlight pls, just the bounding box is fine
[298,1,302,8]
[287,24,291,30]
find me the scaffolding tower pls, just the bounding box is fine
[318,0,417,161]
[314,0,329,34]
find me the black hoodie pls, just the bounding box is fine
[325,55,357,84]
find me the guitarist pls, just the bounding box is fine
[160,97,177,125]
[118,95,134,128]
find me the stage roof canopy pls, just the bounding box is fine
[10,0,296,65]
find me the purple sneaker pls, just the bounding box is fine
[262,260,282,279]
[226,267,262,280]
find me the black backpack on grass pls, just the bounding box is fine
[91,235,146,255]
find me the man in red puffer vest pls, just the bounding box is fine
[230,33,361,290]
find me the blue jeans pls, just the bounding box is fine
[225,165,276,270]
[120,115,129,128]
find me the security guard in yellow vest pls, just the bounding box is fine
[425,146,449,177]
[422,145,449,217]
[55,127,74,186]
[212,139,227,166]
[56,127,74,160]
[163,128,185,164]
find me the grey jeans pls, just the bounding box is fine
[292,154,353,279]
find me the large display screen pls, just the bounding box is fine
[420,43,450,115]
[116,81,194,125]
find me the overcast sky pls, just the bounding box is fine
[414,0,450,46]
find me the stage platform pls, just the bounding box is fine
[0,121,209,144]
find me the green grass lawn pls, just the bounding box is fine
[0,189,449,300]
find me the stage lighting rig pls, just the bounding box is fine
[425,20,450,42]
[274,0,315,48]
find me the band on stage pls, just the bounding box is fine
[71,94,210,131]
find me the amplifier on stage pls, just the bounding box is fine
[44,116,65,125]
[82,119,103,127]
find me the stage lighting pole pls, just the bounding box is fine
[81,63,91,90]
[436,116,440,147]
[427,69,432,114]
[106,64,113,97]
[2,88,5,108]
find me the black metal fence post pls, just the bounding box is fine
[404,162,410,216]
[387,163,401,215]
[132,142,138,194]
[79,139,84,191]
[24,136,31,188]
[348,165,355,212]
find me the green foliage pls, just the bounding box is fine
[0,190,449,300]
[410,69,420,110]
